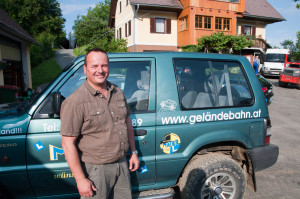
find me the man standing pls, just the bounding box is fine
[60,48,139,199]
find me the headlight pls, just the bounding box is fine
[264,67,269,70]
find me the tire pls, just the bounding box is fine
[278,81,288,88]
[178,153,246,199]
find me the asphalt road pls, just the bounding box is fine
[55,49,76,69]
[244,77,300,199]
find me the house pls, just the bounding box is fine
[237,0,285,66]
[0,8,38,95]
[109,0,284,54]
[108,0,183,52]
[178,0,245,46]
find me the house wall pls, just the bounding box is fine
[134,10,178,47]
[115,0,135,46]
[237,20,266,39]
[115,0,178,52]
[178,0,245,46]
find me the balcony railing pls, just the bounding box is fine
[247,37,271,52]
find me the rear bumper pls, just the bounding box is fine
[248,144,279,172]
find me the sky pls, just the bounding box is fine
[58,0,300,48]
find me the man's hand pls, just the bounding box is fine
[129,154,140,172]
[77,178,97,197]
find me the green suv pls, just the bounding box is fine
[0,52,278,199]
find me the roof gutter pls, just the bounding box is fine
[130,3,183,10]
[242,14,286,22]
[133,4,139,52]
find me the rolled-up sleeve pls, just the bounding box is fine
[60,98,83,137]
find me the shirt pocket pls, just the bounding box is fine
[114,100,128,120]
[87,107,107,132]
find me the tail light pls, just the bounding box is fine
[264,118,272,145]
[261,87,268,93]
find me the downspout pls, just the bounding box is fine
[133,4,139,52]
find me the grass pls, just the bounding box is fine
[31,58,62,89]
[73,45,87,57]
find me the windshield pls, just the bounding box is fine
[266,54,288,63]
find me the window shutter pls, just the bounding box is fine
[252,26,256,37]
[241,25,245,35]
[129,20,131,36]
[150,18,155,33]
[166,19,171,34]
[125,23,128,37]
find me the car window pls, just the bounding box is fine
[174,59,253,109]
[35,61,151,118]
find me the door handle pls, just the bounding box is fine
[134,129,147,136]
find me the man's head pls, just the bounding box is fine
[84,48,109,88]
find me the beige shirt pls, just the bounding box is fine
[60,80,130,164]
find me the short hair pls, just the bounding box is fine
[84,48,108,65]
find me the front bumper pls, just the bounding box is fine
[248,144,279,172]
[262,70,281,76]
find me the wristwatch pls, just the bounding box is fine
[131,150,138,155]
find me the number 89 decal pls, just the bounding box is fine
[131,119,143,127]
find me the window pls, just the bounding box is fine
[119,1,122,13]
[215,18,222,30]
[195,16,212,29]
[117,27,122,39]
[223,18,230,30]
[174,59,253,109]
[195,16,203,28]
[125,21,131,37]
[242,25,256,36]
[150,18,171,34]
[180,16,188,31]
[126,0,129,6]
[215,18,231,31]
[36,60,152,118]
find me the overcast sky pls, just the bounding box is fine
[58,0,300,48]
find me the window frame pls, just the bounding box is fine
[195,15,212,29]
[173,58,254,110]
[150,18,171,34]
[215,17,231,31]
[180,16,188,31]
[125,20,131,37]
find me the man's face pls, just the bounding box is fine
[84,51,109,87]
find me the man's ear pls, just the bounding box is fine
[83,64,87,75]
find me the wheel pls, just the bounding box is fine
[278,81,288,88]
[178,153,246,199]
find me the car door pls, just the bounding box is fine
[26,57,156,197]
[108,58,156,188]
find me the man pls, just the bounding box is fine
[253,55,260,74]
[60,48,139,199]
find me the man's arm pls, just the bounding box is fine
[126,117,140,171]
[61,136,97,197]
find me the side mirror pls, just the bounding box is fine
[52,91,63,115]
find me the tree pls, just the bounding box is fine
[0,0,65,41]
[73,0,127,52]
[281,32,300,61]
[193,32,253,54]
[0,0,66,67]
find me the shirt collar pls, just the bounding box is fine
[84,80,114,96]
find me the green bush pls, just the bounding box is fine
[30,32,56,68]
